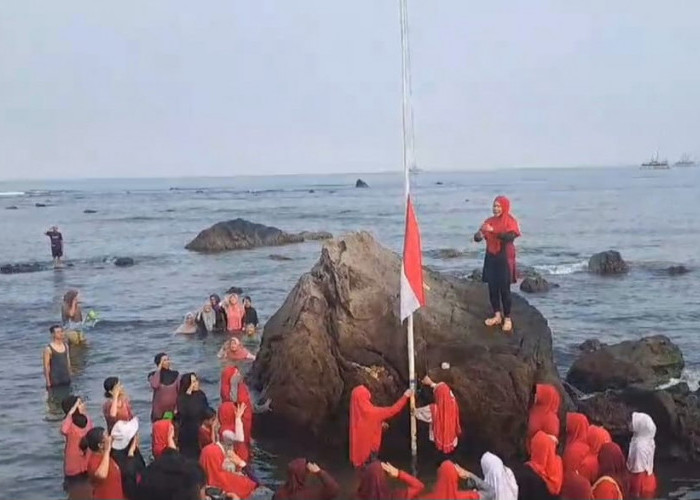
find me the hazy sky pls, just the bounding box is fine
[1,1,699,180]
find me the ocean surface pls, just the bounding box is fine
[1,167,699,499]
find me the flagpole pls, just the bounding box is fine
[398,0,418,471]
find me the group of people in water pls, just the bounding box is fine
[175,294,259,338]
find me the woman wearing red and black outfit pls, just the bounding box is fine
[474,196,521,333]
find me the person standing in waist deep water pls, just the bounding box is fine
[224,294,246,333]
[103,377,134,433]
[273,458,340,500]
[43,325,71,389]
[60,395,94,500]
[81,427,126,500]
[62,290,86,345]
[148,352,181,422]
[45,225,64,268]
[242,296,259,333]
[473,196,521,333]
[176,372,211,460]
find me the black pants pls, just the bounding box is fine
[483,253,512,317]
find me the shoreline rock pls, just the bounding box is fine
[185,219,333,253]
[251,231,561,459]
[114,257,135,267]
[519,275,553,294]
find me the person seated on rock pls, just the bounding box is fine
[242,296,259,333]
[527,384,561,442]
[349,385,412,468]
[515,430,563,500]
[422,459,496,500]
[356,461,424,500]
[199,438,256,500]
[209,294,228,332]
[473,195,520,333]
[591,442,628,500]
[224,294,246,333]
[480,452,518,500]
[560,471,593,500]
[415,368,461,458]
[273,458,340,500]
[563,413,590,475]
[578,425,612,483]
[627,412,657,499]
[218,337,255,362]
[196,302,218,335]
[174,313,198,335]
[198,406,218,450]
[62,289,87,345]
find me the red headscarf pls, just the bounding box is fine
[357,461,393,500]
[528,384,561,439]
[527,431,564,495]
[587,425,612,454]
[151,419,173,460]
[561,471,593,500]
[482,196,520,281]
[218,401,251,463]
[563,413,591,474]
[220,365,252,405]
[598,442,629,499]
[423,461,479,500]
[275,458,308,500]
[349,385,408,468]
[199,443,256,499]
[540,412,560,438]
[430,383,462,454]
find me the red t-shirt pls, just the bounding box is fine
[87,452,125,500]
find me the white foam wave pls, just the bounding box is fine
[534,260,588,275]
[0,191,24,197]
[656,369,700,392]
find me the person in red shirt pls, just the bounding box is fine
[200,441,256,499]
[627,412,658,499]
[151,418,176,460]
[61,395,93,499]
[561,471,593,500]
[349,385,412,468]
[356,461,424,500]
[218,402,248,462]
[102,377,134,432]
[526,430,563,496]
[422,460,495,499]
[273,458,340,500]
[81,427,125,500]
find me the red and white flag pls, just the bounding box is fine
[400,193,425,321]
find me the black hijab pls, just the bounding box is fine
[148,353,180,386]
[61,395,88,428]
[111,440,146,500]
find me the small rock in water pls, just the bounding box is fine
[35,203,47,208]
[519,275,552,293]
[436,181,444,185]
[83,209,98,214]
[355,179,369,188]
[1,262,48,274]
[5,206,18,210]
[196,190,204,194]
[578,339,603,353]
[269,254,293,261]
[298,230,333,241]
[226,286,244,295]
[588,250,628,275]
[668,265,690,276]
[308,189,315,193]
[467,268,483,281]
[114,257,135,267]
[165,209,175,212]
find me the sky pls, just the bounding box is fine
[1,1,699,180]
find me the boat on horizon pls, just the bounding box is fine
[641,152,669,169]
[674,154,696,167]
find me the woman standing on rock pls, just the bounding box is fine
[627,412,657,499]
[473,196,520,333]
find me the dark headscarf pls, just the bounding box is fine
[111,439,147,500]
[275,458,308,500]
[61,395,88,428]
[357,461,392,500]
[598,442,629,499]
[210,294,222,312]
[561,471,593,500]
[148,353,179,386]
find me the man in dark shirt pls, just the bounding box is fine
[45,226,63,267]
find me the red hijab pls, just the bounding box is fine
[587,425,612,454]
[423,461,479,500]
[598,442,629,499]
[151,419,173,460]
[357,461,393,500]
[220,365,252,405]
[275,458,308,500]
[528,384,561,439]
[563,413,591,474]
[430,383,462,454]
[540,412,560,438]
[482,196,520,280]
[561,471,593,500]
[527,431,563,495]
[218,401,251,462]
[199,443,256,499]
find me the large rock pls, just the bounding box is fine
[185,219,332,253]
[566,336,684,393]
[588,250,628,275]
[251,232,561,459]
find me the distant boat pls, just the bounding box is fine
[674,154,696,167]
[641,152,669,169]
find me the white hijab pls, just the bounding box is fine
[627,412,656,474]
[481,452,518,500]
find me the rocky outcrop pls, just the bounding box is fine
[588,250,628,275]
[668,265,691,276]
[185,219,332,253]
[251,232,561,459]
[1,262,50,274]
[83,209,98,214]
[519,275,552,294]
[566,335,684,392]
[114,257,135,267]
[355,179,369,188]
[5,206,18,210]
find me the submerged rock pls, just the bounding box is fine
[1,262,49,274]
[35,203,48,208]
[566,335,684,393]
[668,265,691,276]
[427,248,465,260]
[355,179,369,188]
[251,232,561,459]
[186,219,332,253]
[114,257,135,267]
[83,209,98,214]
[588,250,628,275]
[5,206,18,210]
[269,254,293,262]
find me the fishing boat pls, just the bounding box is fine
[674,154,696,167]
[641,152,669,169]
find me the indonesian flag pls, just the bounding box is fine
[400,193,425,321]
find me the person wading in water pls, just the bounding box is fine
[474,195,521,333]
[43,325,71,389]
[45,225,64,268]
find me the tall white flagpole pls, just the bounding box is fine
[398,0,418,468]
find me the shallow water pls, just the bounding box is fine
[1,167,699,498]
